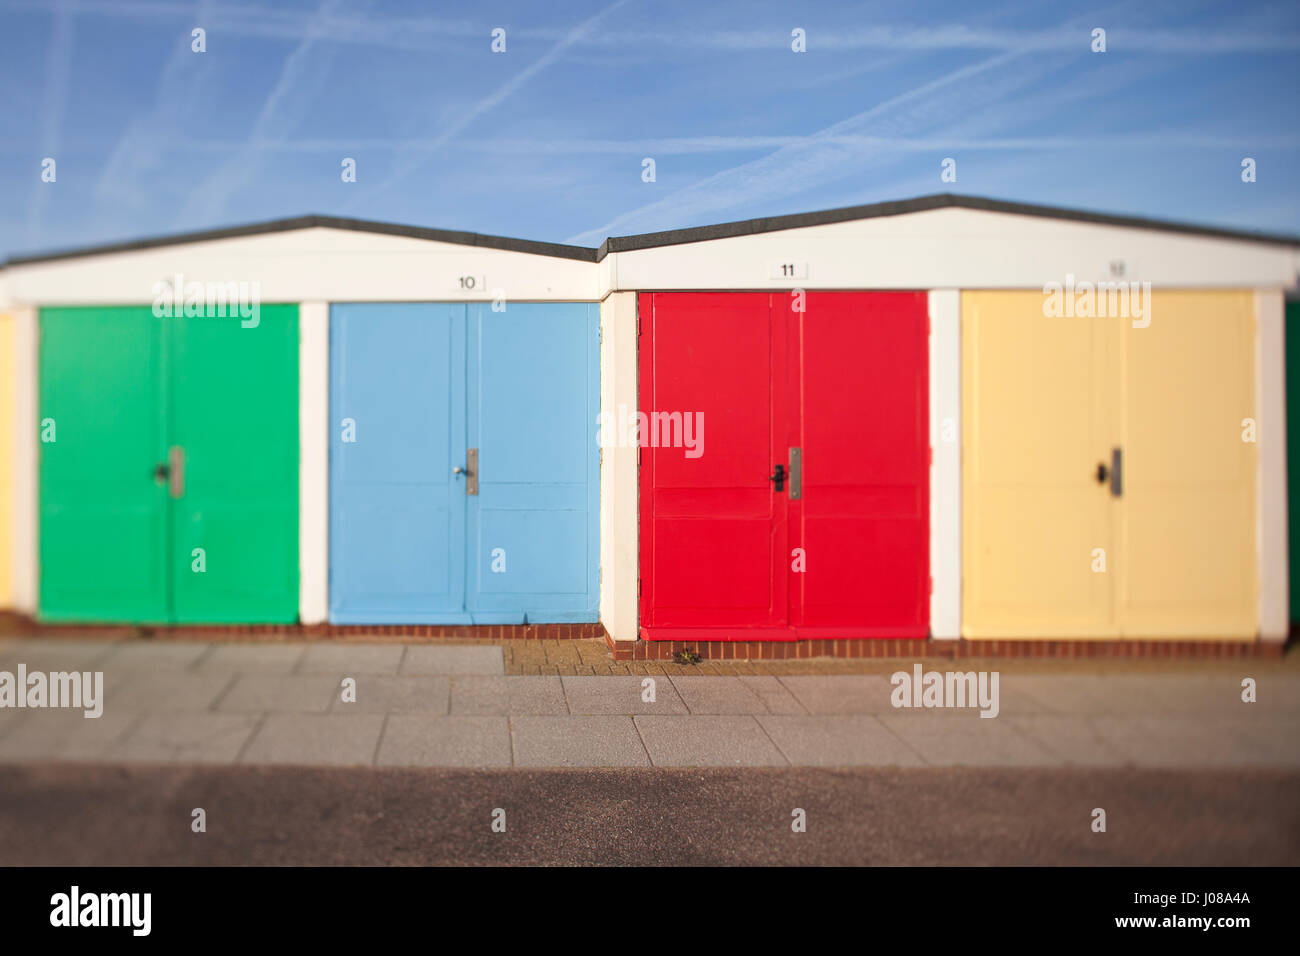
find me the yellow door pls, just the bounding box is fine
[962,289,1258,640]
[962,291,1119,638]
[1119,291,1256,638]
[0,311,13,608]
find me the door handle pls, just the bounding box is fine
[153,462,169,485]
[465,448,478,496]
[168,445,185,499]
[1110,447,1122,497]
[769,464,786,492]
[788,447,802,500]
[1095,462,1108,485]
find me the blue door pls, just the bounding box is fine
[329,302,599,624]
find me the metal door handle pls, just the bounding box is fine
[769,464,786,492]
[153,462,169,484]
[1095,462,1108,485]
[453,466,465,475]
[465,448,478,496]
[168,445,185,499]
[788,447,802,500]
[1110,447,1122,497]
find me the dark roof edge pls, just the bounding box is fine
[4,214,599,266]
[595,193,1300,258]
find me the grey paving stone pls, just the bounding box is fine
[561,675,687,714]
[216,675,340,713]
[297,643,405,676]
[100,641,212,671]
[0,708,140,761]
[240,714,385,766]
[669,676,770,714]
[511,716,650,767]
[738,675,806,714]
[1090,715,1300,767]
[777,675,897,714]
[449,676,567,715]
[400,645,504,676]
[103,672,233,714]
[0,640,120,671]
[328,676,450,714]
[196,643,309,676]
[634,716,788,767]
[756,715,925,766]
[1004,716,1127,766]
[111,713,261,764]
[878,714,1063,767]
[376,716,511,767]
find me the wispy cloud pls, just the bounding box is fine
[24,0,75,247]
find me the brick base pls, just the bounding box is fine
[606,633,1287,661]
[0,612,604,643]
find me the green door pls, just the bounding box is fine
[40,305,299,624]
[40,307,171,622]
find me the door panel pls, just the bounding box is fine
[466,304,599,622]
[171,304,299,623]
[790,292,929,635]
[963,292,1117,637]
[330,304,466,623]
[39,307,170,622]
[1119,291,1256,637]
[640,293,788,630]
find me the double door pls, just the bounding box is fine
[962,290,1257,638]
[329,303,599,624]
[638,292,930,640]
[39,305,300,623]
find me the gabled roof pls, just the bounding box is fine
[5,214,599,266]
[596,193,1300,257]
[4,194,1297,269]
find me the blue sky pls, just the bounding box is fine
[1,0,1298,258]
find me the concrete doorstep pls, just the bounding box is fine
[0,639,1296,769]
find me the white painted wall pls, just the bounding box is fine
[8,228,599,305]
[607,207,1298,292]
[299,302,330,625]
[599,292,639,643]
[928,290,961,639]
[1256,289,1289,641]
[12,306,37,615]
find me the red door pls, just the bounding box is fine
[639,291,928,640]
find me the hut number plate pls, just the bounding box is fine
[769,262,807,279]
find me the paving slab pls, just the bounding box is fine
[195,643,309,675]
[240,714,385,766]
[511,716,649,766]
[1004,716,1127,766]
[738,675,807,714]
[561,675,687,714]
[103,671,233,714]
[328,676,450,714]
[0,709,140,761]
[1089,715,1300,767]
[669,676,772,714]
[756,715,926,766]
[110,713,261,763]
[449,676,567,715]
[878,714,1063,767]
[100,641,212,671]
[216,675,340,713]
[634,716,788,767]
[778,675,896,714]
[400,645,504,676]
[0,640,120,671]
[297,643,405,676]
[376,716,511,767]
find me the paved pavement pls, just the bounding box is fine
[1,763,1294,865]
[1,638,1297,769]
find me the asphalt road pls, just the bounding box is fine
[0,763,1295,866]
